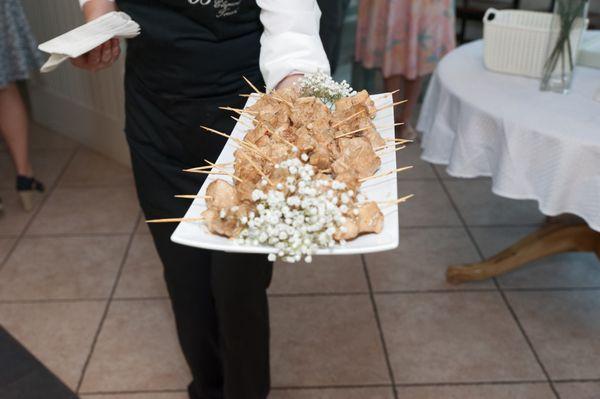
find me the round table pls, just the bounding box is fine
[417,38,600,284]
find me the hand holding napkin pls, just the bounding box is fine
[38,11,140,73]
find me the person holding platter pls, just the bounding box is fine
[73,1,330,398]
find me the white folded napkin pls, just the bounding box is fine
[38,11,140,73]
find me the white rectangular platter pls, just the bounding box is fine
[171,93,400,255]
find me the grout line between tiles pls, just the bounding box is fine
[5,285,598,306]
[75,211,143,393]
[79,388,188,396]
[552,378,600,383]
[22,232,132,239]
[394,380,551,388]
[495,287,561,399]
[0,298,108,305]
[361,254,399,399]
[57,183,136,189]
[432,167,561,399]
[397,223,544,230]
[0,145,80,274]
[79,378,597,396]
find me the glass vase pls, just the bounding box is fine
[540,0,589,94]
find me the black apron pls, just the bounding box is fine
[117,0,265,218]
[114,3,273,399]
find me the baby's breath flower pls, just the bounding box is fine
[297,71,356,107]
[237,158,348,263]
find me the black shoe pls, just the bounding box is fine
[16,175,45,212]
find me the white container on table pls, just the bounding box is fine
[483,8,589,78]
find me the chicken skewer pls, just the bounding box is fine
[376,99,408,113]
[175,195,213,200]
[147,217,205,224]
[359,166,414,182]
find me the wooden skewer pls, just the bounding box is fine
[239,93,255,98]
[374,141,407,151]
[229,116,264,150]
[275,132,296,149]
[331,110,365,128]
[219,106,257,115]
[146,217,205,224]
[378,194,415,206]
[231,116,255,131]
[385,137,413,143]
[271,94,293,107]
[228,112,272,137]
[183,163,233,172]
[374,122,405,130]
[174,195,212,200]
[200,125,235,141]
[240,116,293,149]
[377,146,407,158]
[239,151,273,185]
[334,125,371,140]
[359,166,414,182]
[200,125,260,153]
[242,75,263,94]
[187,169,244,183]
[258,124,295,149]
[388,89,400,96]
[376,100,408,113]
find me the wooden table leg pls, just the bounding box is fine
[447,218,600,284]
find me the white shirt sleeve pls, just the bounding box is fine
[79,0,115,7]
[256,0,331,90]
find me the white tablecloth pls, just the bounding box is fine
[418,39,600,232]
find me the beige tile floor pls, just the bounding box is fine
[1,124,600,399]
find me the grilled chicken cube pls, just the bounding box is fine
[206,180,238,209]
[333,218,359,241]
[357,202,384,234]
[309,146,331,170]
[334,90,377,119]
[290,97,330,128]
[235,179,258,203]
[332,137,380,178]
[296,128,317,153]
[245,126,269,145]
[202,208,242,238]
[334,170,360,192]
[363,127,386,149]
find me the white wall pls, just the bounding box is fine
[22,0,130,166]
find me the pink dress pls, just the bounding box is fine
[355,0,456,80]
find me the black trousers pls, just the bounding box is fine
[124,70,272,399]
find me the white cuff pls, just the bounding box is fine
[79,0,115,7]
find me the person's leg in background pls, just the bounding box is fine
[0,82,44,210]
[0,83,31,176]
[384,75,421,140]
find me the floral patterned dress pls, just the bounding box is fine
[355,0,456,80]
[0,0,42,88]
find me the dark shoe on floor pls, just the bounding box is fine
[16,175,45,212]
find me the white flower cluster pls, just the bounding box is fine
[297,71,356,107]
[236,158,353,263]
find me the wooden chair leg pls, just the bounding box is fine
[447,221,600,284]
